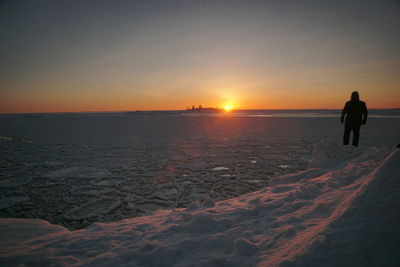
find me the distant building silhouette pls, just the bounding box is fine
[185,105,221,113]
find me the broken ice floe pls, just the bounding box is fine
[0,195,30,209]
[46,177,65,185]
[70,186,112,196]
[44,167,113,179]
[135,199,171,211]
[188,188,210,201]
[185,161,207,172]
[0,175,32,187]
[64,197,121,220]
[91,177,126,186]
[279,164,290,169]
[40,160,64,167]
[152,188,178,200]
[211,167,230,171]
[0,136,32,143]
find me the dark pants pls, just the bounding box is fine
[343,123,361,147]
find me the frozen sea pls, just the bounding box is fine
[0,109,399,230]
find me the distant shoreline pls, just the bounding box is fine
[1,108,399,116]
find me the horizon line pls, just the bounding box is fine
[1,107,399,115]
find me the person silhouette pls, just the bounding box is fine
[341,91,368,147]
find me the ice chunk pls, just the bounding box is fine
[188,188,209,201]
[42,160,64,167]
[185,201,200,211]
[64,197,121,220]
[211,166,230,171]
[44,167,113,179]
[91,177,126,186]
[124,194,144,202]
[0,195,30,209]
[136,200,170,211]
[46,177,65,185]
[186,161,207,172]
[308,140,360,169]
[0,136,12,141]
[152,188,178,200]
[201,197,215,208]
[70,186,112,196]
[119,184,137,192]
[0,176,32,187]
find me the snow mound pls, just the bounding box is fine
[1,142,399,266]
[283,148,400,266]
[0,218,67,247]
[308,140,360,169]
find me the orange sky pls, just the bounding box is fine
[1,1,399,113]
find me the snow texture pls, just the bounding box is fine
[1,141,399,266]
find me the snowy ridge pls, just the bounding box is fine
[0,141,399,266]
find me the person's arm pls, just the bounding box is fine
[362,102,368,125]
[341,102,348,123]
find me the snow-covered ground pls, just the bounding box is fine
[0,140,399,266]
[0,111,399,265]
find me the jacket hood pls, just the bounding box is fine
[351,91,359,101]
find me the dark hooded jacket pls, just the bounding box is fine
[341,92,368,125]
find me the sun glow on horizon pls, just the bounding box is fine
[224,105,232,111]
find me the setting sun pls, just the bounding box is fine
[224,105,232,111]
